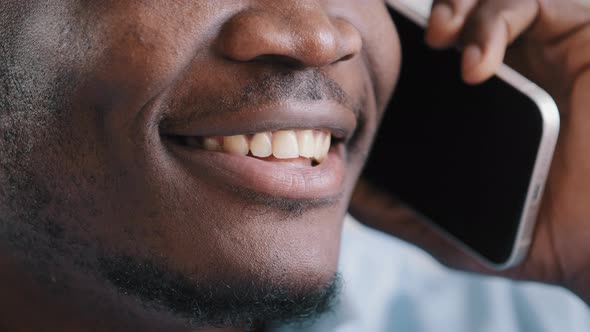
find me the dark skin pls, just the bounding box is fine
[0,0,590,331]
[0,1,398,331]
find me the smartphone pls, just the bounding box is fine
[362,0,560,269]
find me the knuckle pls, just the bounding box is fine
[453,0,480,14]
[467,7,513,35]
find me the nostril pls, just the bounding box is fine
[338,54,355,63]
[215,8,362,68]
[248,54,304,68]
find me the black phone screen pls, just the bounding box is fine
[362,7,545,264]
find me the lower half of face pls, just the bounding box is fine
[0,102,368,327]
[0,0,400,327]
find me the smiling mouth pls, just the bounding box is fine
[163,129,346,200]
[167,129,336,168]
[159,101,355,200]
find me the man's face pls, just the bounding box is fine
[0,0,399,328]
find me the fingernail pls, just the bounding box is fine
[426,3,455,48]
[431,3,454,23]
[463,45,482,72]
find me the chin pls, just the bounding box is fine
[202,207,346,289]
[97,225,344,329]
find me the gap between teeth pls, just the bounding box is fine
[201,130,331,163]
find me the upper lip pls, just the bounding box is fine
[159,100,358,141]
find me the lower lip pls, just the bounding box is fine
[166,143,347,200]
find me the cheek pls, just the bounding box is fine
[369,26,401,115]
[376,39,401,109]
[4,0,396,288]
[323,0,401,110]
[353,2,401,112]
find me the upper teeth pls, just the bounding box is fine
[202,130,331,163]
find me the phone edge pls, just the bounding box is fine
[386,0,561,270]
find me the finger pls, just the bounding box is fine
[459,0,539,84]
[426,0,479,49]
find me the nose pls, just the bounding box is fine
[215,3,362,68]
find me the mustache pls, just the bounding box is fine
[236,70,352,108]
[173,69,361,120]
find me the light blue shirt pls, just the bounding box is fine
[277,216,590,332]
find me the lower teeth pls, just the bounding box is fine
[250,154,320,167]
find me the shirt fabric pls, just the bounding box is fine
[275,215,590,332]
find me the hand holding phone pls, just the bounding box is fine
[351,0,590,301]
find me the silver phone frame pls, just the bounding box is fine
[387,0,560,270]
